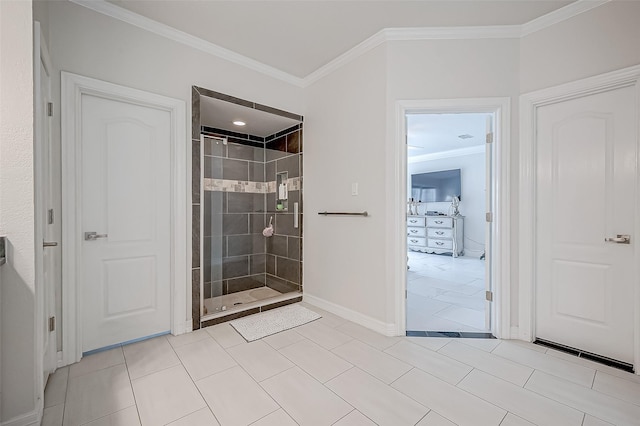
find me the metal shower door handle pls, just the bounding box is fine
[85,232,108,241]
[604,234,630,244]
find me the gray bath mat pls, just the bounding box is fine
[229,304,321,342]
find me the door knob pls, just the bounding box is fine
[604,234,630,244]
[43,241,58,247]
[85,232,108,241]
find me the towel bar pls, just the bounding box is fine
[318,211,368,217]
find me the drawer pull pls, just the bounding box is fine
[409,219,418,223]
[436,231,444,235]
[410,239,419,243]
[410,229,419,233]
[435,220,443,224]
[435,241,444,246]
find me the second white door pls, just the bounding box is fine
[535,84,637,364]
[81,94,171,352]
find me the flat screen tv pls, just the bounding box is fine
[411,169,461,202]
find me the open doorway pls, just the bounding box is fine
[405,112,492,336]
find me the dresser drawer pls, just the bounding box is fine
[407,216,426,227]
[408,236,427,247]
[426,217,453,228]
[407,227,427,237]
[427,228,453,239]
[428,238,453,250]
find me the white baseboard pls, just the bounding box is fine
[463,248,485,258]
[1,409,40,426]
[303,294,396,336]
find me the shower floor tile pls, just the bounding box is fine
[203,286,282,315]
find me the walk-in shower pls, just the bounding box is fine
[192,87,303,328]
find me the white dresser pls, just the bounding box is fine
[407,215,464,257]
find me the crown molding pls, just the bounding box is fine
[385,25,522,41]
[304,25,522,86]
[303,29,388,86]
[69,0,306,87]
[521,0,611,36]
[70,0,610,88]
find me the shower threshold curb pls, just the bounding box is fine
[200,291,303,324]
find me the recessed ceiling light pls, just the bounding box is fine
[233,120,246,126]
[458,134,473,139]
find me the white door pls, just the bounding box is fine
[35,24,58,382]
[535,85,637,364]
[81,94,171,352]
[39,55,57,378]
[484,115,493,331]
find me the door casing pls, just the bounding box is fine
[61,72,188,366]
[519,64,640,372]
[394,98,511,338]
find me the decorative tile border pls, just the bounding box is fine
[204,177,302,193]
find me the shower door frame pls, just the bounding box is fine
[192,86,305,328]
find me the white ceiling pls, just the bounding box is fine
[200,95,301,137]
[407,113,490,158]
[94,1,576,144]
[106,0,573,78]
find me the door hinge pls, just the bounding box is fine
[486,132,493,144]
[49,316,55,332]
[47,208,54,225]
[47,102,54,117]
[486,212,493,222]
[485,291,493,302]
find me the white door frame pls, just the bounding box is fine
[61,72,188,366]
[393,97,511,338]
[519,64,640,371]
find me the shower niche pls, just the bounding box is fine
[276,171,288,211]
[192,86,304,328]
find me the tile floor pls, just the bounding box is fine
[407,251,487,332]
[43,302,640,426]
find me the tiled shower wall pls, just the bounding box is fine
[192,85,304,329]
